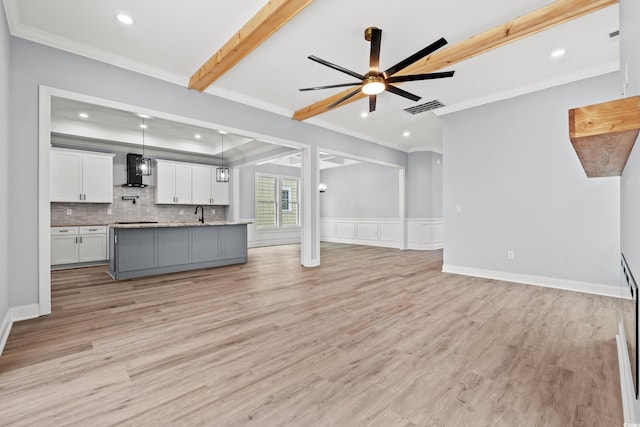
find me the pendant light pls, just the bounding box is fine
[216,131,230,182]
[136,117,152,176]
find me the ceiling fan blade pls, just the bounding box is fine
[327,88,363,109]
[369,27,382,73]
[385,84,421,102]
[308,55,365,81]
[383,37,448,78]
[299,82,363,91]
[386,71,455,84]
[369,95,377,113]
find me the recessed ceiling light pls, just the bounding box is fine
[360,112,368,118]
[137,113,151,119]
[550,48,566,58]
[78,113,89,119]
[116,14,134,25]
[195,134,202,139]
[139,124,148,129]
[218,130,228,135]
[403,131,411,138]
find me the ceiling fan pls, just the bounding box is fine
[299,27,455,113]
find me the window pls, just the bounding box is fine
[256,175,299,228]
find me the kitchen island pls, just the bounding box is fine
[108,222,249,280]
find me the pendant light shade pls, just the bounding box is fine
[216,131,230,182]
[136,118,152,176]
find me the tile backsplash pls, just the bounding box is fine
[51,186,226,226]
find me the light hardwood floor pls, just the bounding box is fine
[0,243,622,426]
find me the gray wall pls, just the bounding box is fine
[620,0,640,281]
[0,5,10,322]
[8,36,408,307]
[319,162,399,219]
[407,151,442,218]
[239,163,301,220]
[442,72,620,287]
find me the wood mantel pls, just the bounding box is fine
[569,96,640,177]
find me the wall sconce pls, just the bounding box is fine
[319,183,327,193]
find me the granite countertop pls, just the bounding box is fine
[109,221,252,229]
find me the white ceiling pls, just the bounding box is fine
[3,0,620,154]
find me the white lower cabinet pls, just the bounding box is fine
[51,226,108,265]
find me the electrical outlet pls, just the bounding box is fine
[107,208,112,215]
[66,209,72,216]
[507,250,515,260]
[211,209,216,215]
[455,205,462,213]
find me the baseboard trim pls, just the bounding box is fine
[617,321,638,423]
[442,264,623,298]
[321,237,399,249]
[0,304,41,357]
[0,310,12,357]
[407,242,443,250]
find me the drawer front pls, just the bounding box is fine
[51,226,79,236]
[79,225,107,235]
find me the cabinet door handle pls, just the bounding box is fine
[89,228,97,231]
[84,194,86,200]
[59,230,69,233]
[75,237,78,243]
[80,236,83,243]
[80,194,82,201]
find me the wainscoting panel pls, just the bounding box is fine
[336,222,356,239]
[242,219,301,248]
[356,223,378,241]
[321,218,442,250]
[407,218,443,250]
[380,223,400,242]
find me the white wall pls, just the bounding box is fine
[620,0,640,282]
[615,2,640,420]
[320,162,399,219]
[442,72,620,293]
[407,151,442,218]
[0,3,11,328]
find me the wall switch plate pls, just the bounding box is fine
[180,209,184,215]
[455,205,461,213]
[507,250,515,260]
[66,209,72,216]
[107,208,112,215]
[211,209,216,215]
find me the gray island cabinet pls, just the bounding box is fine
[108,223,248,280]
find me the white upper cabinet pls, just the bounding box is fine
[155,159,193,204]
[191,165,212,205]
[211,179,230,206]
[191,164,230,206]
[50,148,113,203]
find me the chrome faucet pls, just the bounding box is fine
[194,205,204,224]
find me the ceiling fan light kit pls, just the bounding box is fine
[299,26,455,113]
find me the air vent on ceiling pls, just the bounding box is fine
[404,99,445,115]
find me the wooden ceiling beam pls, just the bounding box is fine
[292,0,618,121]
[189,0,315,92]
